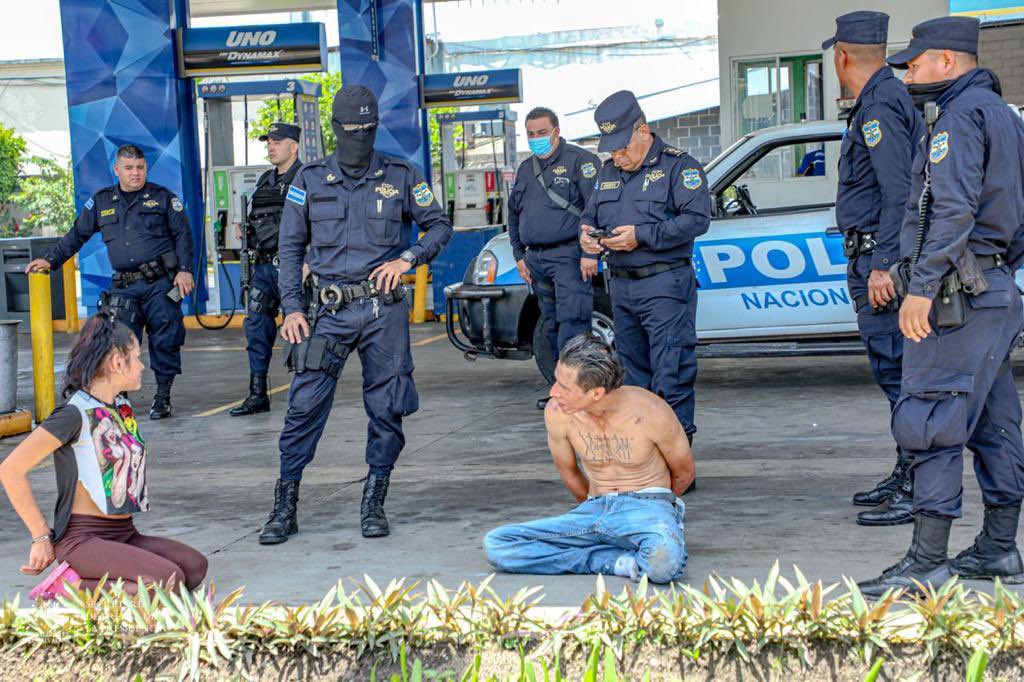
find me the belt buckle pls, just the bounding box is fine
[319,284,343,307]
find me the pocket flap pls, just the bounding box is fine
[367,199,402,220]
[310,196,343,221]
[968,281,1013,309]
[902,367,974,394]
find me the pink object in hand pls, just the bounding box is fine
[28,561,82,601]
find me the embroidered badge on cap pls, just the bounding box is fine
[682,168,702,190]
[171,198,183,212]
[100,208,116,217]
[581,162,597,179]
[376,183,399,198]
[862,119,882,148]
[599,121,617,134]
[85,197,94,210]
[930,132,949,163]
[286,185,307,206]
[413,181,435,207]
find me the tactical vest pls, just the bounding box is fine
[248,178,288,253]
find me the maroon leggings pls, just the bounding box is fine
[54,514,208,594]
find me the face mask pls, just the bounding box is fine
[333,122,377,178]
[528,135,553,157]
[907,79,957,110]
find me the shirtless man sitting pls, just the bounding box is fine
[484,334,695,583]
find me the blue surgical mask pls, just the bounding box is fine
[528,136,553,157]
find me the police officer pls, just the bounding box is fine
[580,91,711,442]
[258,86,453,545]
[25,144,194,419]
[859,17,1024,597]
[229,122,303,417]
[824,11,925,527]
[508,106,600,402]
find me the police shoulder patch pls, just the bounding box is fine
[286,185,307,206]
[930,131,950,163]
[682,168,703,190]
[862,119,882,148]
[171,197,183,212]
[581,161,597,179]
[85,197,94,210]
[413,181,435,207]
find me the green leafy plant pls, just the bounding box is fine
[248,72,343,153]
[13,156,76,235]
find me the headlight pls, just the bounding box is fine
[473,249,498,284]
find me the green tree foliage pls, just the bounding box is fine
[248,71,343,153]
[0,123,27,235]
[13,157,77,235]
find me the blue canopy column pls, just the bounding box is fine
[337,0,430,178]
[58,0,205,314]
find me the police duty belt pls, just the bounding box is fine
[314,279,405,312]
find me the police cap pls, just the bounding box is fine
[887,16,980,69]
[821,10,889,50]
[332,85,379,125]
[259,122,301,142]
[594,90,644,153]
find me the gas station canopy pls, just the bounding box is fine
[189,0,459,17]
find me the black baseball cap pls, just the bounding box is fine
[259,122,301,142]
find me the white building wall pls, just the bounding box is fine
[717,0,948,147]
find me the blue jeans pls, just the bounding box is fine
[483,492,686,583]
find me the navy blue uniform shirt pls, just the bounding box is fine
[278,152,453,317]
[902,69,1024,298]
[507,139,600,261]
[581,135,711,268]
[838,66,924,272]
[46,182,193,273]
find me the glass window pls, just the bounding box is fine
[734,55,823,134]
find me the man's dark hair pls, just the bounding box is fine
[526,107,559,129]
[115,144,145,161]
[558,333,624,393]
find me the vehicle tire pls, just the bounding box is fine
[532,301,615,384]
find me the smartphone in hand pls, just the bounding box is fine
[167,286,183,303]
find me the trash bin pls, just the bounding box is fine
[0,236,65,325]
[0,319,19,414]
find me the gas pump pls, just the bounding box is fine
[435,109,517,229]
[196,79,324,318]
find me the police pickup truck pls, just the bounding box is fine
[443,120,1023,382]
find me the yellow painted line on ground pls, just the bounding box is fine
[412,333,448,347]
[196,384,290,418]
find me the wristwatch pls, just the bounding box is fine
[400,249,418,266]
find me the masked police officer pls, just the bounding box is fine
[825,11,925,527]
[230,122,303,417]
[580,91,711,443]
[25,144,194,419]
[508,106,600,403]
[859,17,1024,597]
[258,86,453,545]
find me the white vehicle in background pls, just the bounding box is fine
[443,120,1021,382]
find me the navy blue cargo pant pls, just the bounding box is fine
[112,277,185,384]
[848,253,903,407]
[525,243,593,356]
[243,262,281,374]
[892,269,1024,518]
[278,296,418,481]
[610,266,698,436]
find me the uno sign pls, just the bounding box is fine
[179,23,327,77]
[420,69,522,108]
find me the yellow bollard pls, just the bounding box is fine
[412,262,429,324]
[28,271,55,422]
[62,257,80,333]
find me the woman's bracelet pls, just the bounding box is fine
[31,533,51,545]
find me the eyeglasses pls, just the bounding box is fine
[334,120,378,132]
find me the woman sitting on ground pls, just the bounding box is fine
[0,314,207,598]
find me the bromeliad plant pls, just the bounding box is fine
[0,563,1021,681]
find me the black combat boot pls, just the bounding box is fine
[858,514,955,598]
[361,473,390,538]
[857,473,913,526]
[259,479,300,545]
[853,450,908,506]
[149,377,173,419]
[230,374,271,416]
[950,504,1024,583]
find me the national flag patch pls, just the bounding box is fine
[286,185,306,205]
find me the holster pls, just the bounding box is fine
[283,334,348,378]
[935,272,967,329]
[955,250,990,296]
[889,260,911,300]
[98,290,142,325]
